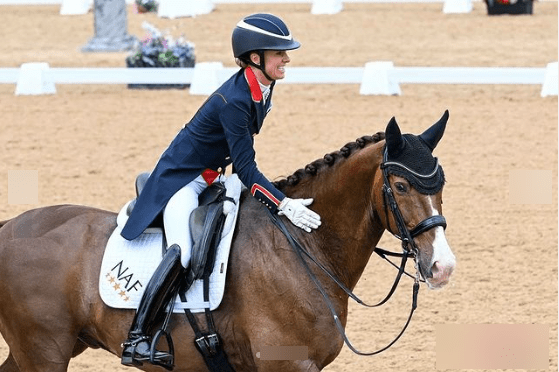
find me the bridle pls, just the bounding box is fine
[268,148,447,356]
[379,148,447,282]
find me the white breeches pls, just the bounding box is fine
[163,174,221,268]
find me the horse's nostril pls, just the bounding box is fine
[431,260,454,281]
[431,261,441,275]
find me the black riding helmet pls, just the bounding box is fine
[232,13,300,81]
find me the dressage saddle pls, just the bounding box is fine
[126,172,231,283]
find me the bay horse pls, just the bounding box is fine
[0,112,456,372]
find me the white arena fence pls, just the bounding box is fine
[1,0,556,17]
[1,0,557,5]
[1,62,557,97]
[1,1,556,95]
[0,0,459,4]
[2,0,557,4]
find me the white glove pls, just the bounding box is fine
[278,198,321,233]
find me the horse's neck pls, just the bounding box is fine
[285,145,385,291]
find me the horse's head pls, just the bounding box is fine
[372,111,456,289]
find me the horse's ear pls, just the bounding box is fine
[385,116,405,157]
[419,110,449,152]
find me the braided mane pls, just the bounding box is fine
[273,132,385,190]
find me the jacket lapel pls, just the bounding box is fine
[244,68,265,135]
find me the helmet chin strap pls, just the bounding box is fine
[244,51,274,83]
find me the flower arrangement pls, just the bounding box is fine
[126,22,196,89]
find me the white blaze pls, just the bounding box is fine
[427,197,456,288]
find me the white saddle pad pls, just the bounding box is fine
[99,174,243,313]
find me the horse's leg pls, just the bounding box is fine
[0,353,20,372]
[4,331,74,372]
[301,362,320,372]
[71,339,89,357]
[0,238,82,372]
[258,360,321,371]
[0,208,116,372]
[298,361,320,372]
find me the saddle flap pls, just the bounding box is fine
[189,182,228,255]
[188,182,230,285]
[189,202,225,284]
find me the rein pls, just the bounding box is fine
[269,211,419,356]
[268,150,447,356]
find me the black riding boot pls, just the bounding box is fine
[121,244,185,367]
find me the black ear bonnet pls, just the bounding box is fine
[383,135,445,195]
[382,111,448,195]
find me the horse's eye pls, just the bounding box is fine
[395,182,408,193]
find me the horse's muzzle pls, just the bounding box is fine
[421,226,456,289]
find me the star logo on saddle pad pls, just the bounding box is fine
[105,271,135,301]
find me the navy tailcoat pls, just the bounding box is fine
[121,67,285,241]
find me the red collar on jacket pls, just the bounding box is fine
[244,67,263,103]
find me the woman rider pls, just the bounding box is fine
[120,13,322,366]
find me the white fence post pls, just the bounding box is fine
[15,63,57,96]
[360,61,401,96]
[60,0,90,15]
[311,0,343,15]
[158,0,214,19]
[190,62,224,95]
[443,0,473,13]
[541,61,558,97]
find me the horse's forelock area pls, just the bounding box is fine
[0,3,557,372]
